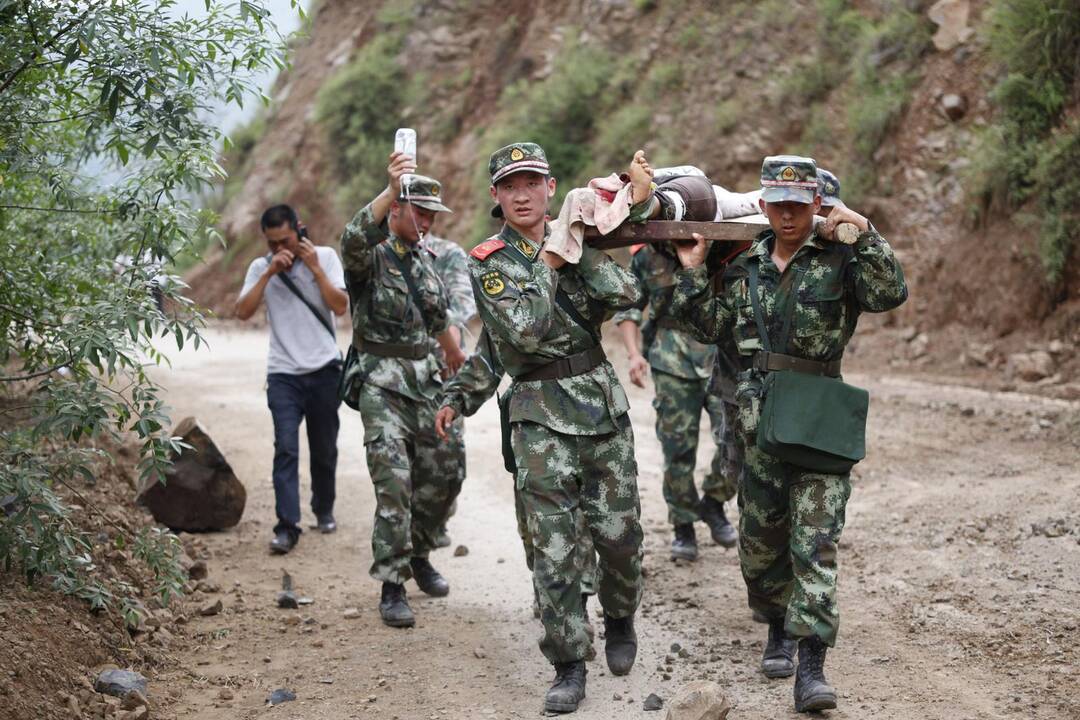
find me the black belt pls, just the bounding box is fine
[514,345,607,383]
[355,338,428,360]
[753,351,841,377]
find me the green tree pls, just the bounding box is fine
[0,0,297,623]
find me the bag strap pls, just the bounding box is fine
[503,239,600,347]
[276,269,336,340]
[748,255,809,355]
[383,243,432,329]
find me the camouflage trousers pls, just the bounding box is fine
[735,379,851,646]
[514,487,597,596]
[652,370,738,526]
[513,415,643,664]
[357,383,466,584]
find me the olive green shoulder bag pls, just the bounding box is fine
[748,258,868,474]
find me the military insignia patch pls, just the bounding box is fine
[392,238,408,256]
[510,147,525,162]
[515,238,536,259]
[781,166,796,181]
[481,271,506,296]
[431,185,440,196]
[825,182,836,194]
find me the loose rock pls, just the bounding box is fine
[187,559,208,581]
[343,607,361,619]
[218,688,234,701]
[136,417,246,531]
[927,0,973,51]
[268,688,296,706]
[453,544,469,557]
[940,93,967,121]
[644,693,664,711]
[120,689,149,711]
[1006,351,1054,382]
[200,599,223,617]
[94,669,147,698]
[664,680,731,720]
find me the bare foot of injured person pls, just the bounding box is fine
[628,149,653,205]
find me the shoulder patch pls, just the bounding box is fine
[470,238,506,261]
[479,270,507,297]
[629,243,647,256]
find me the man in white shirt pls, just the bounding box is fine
[236,204,349,554]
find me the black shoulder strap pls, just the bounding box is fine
[747,256,808,355]
[276,270,336,340]
[383,243,431,328]
[501,241,600,347]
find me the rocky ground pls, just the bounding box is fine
[107,324,1080,720]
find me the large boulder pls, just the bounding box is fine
[665,681,731,720]
[137,417,245,531]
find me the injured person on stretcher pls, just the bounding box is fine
[544,149,766,263]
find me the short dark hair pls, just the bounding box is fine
[260,204,298,231]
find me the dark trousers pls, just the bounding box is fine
[266,362,342,536]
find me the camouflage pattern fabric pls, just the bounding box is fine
[670,226,907,646]
[652,370,736,525]
[423,235,477,334]
[513,416,642,662]
[340,203,460,584]
[357,382,463,583]
[461,219,643,663]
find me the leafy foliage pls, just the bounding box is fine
[0,0,294,624]
[967,0,1080,286]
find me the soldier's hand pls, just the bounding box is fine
[628,353,649,388]
[674,232,709,269]
[541,249,567,270]
[434,406,457,441]
[268,249,294,275]
[387,150,418,198]
[820,206,869,242]
[296,238,321,271]
[443,344,466,377]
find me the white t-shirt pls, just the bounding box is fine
[241,246,346,375]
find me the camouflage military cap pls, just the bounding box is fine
[817,168,842,207]
[399,174,452,214]
[489,143,550,184]
[760,155,819,204]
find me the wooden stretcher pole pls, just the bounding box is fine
[583,219,861,250]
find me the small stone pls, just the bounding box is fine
[343,607,361,619]
[187,560,208,581]
[613,693,622,701]
[670,643,682,653]
[200,599,223,617]
[283,615,302,626]
[453,545,469,557]
[120,689,149,710]
[960,407,975,417]
[217,688,234,701]
[644,693,664,711]
[473,647,486,659]
[665,680,732,719]
[94,669,147,698]
[268,688,296,706]
[940,93,967,121]
[1007,351,1054,382]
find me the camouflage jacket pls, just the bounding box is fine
[339,203,450,401]
[444,223,641,435]
[670,228,907,367]
[422,235,477,345]
[613,243,716,380]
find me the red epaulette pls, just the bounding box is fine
[470,238,506,261]
[629,243,647,255]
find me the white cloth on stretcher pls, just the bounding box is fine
[545,166,762,264]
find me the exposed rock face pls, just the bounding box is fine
[137,417,246,531]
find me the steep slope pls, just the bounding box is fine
[188,0,1078,390]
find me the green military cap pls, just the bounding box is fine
[399,174,452,213]
[488,142,551,217]
[817,168,843,207]
[760,155,819,204]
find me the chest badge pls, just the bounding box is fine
[481,271,505,296]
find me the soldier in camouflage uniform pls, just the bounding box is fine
[435,143,644,714]
[670,155,907,713]
[615,241,738,560]
[816,168,843,218]
[339,152,468,628]
[421,234,477,548]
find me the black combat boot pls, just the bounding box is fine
[379,582,415,628]
[794,636,837,713]
[544,661,586,713]
[603,614,638,675]
[670,523,699,561]
[698,495,737,548]
[761,618,796,678]
[410,556,450,597]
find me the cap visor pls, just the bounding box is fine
[821,197,841,207]
[410,200,453,214]
[491,164,550,185]
[760,187,816,204]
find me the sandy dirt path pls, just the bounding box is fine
[151,324,1079,720]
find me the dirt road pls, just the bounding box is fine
[151,325,1079,720]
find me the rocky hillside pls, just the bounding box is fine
[188,0,1079,393]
